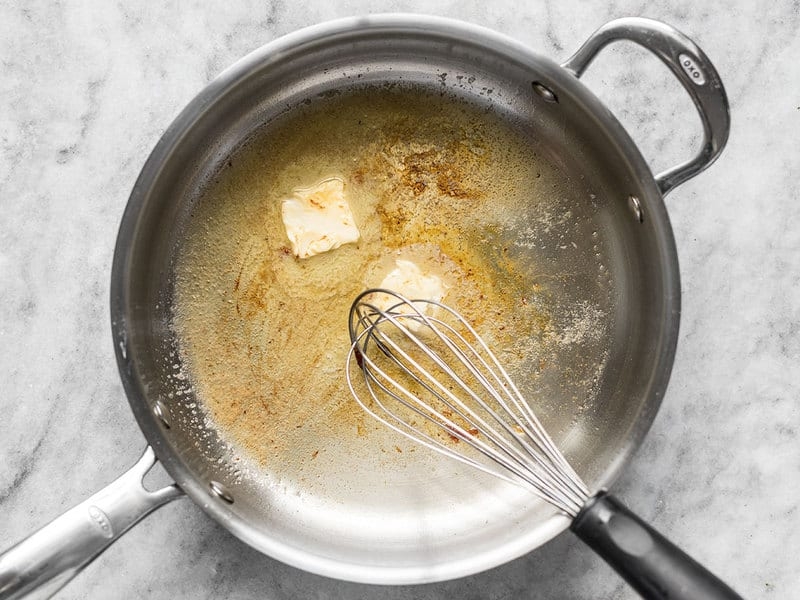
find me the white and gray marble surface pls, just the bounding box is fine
[1,1,798,598]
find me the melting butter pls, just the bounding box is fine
[281,176,360,259]
[373,258,447,320]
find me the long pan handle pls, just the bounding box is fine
[570,492,742,600]
[0,447,182,600]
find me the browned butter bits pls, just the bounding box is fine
[173,86,605,482]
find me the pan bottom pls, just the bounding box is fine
[168,84,613,567]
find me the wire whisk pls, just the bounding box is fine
[346,289,743,600]
[346,288,590,517]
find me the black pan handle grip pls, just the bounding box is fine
[570,492,743,600]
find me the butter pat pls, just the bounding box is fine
[281,177,360,259]
[376,259,447,317]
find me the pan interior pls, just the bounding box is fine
[172,84,609,554]
[117,22,676,583]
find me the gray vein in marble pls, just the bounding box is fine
[542,0,566,52]
[0,407,53,503]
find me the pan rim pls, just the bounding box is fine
[110,13,681,584]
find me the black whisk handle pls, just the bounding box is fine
[570,492,743,600]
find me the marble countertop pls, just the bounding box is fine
[1,1,798,598]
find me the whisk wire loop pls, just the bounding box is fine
[347,290,590,517]
[347,327,525,488]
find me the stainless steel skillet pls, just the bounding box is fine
[0,15,729,598]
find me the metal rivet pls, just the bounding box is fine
[628,195,644,223]
[532,81,558,103]
[153,400,171,429]
[209,480,234,504]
